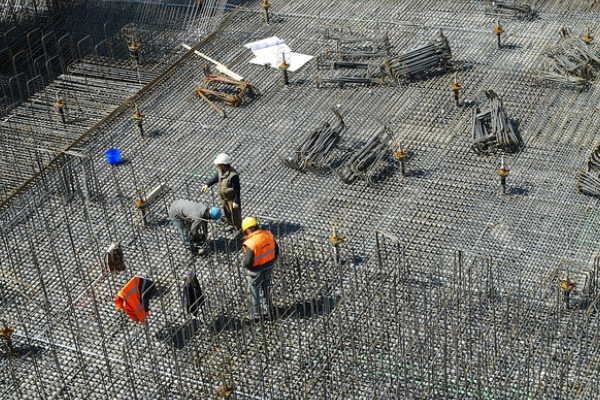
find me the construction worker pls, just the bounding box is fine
[241,217,278,320]
[168,200,221,256]
[201,153,242,233]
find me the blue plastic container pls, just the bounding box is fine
[105,148,122,165]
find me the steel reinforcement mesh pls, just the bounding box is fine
[3,1,600,399]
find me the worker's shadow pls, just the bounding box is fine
[156,318,203,350]
[274,295,341,319]
[2,345,43,359]
[207,314,246,334]
[205,295,341,334]
[264,221,303,237]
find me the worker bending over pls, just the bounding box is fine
[168,200,221,256]
[201,153,242,233]
[241,217,278,320]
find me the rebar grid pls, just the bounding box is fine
[0,4,233,201]
[3,0,600,399]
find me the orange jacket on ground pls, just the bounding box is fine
[115,276,154,324]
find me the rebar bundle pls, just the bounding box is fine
[315,55,387,87]
[537,28,600,87]
[335,125,393,186]
[385,30,452,83]
[578,170,600,196]
[280,108,345,172]
[471,90,522,154]
[196,74,260,114]
[579,145,600,196]
[325,30,391,59]
[316,31,390,87]
[588,144,600,171]
[485,0,534,20]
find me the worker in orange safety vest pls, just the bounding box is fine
[115,276,156,324]
[241,217,278,320]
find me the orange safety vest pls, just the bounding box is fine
[244,230,276,269]
[115,276,150,324]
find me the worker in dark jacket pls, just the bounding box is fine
[168,200,221,256]
[241,217,278,320]
[182,269,205,317]
[201,153,242,232]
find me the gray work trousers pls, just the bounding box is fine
[246,269,273,319]
[170,216,207,251]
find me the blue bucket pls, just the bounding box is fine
[106,148,122,165]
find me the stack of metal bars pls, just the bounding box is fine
[484,0,534,20]
[280,108,346,173]
[537,28,600,87]
[334,124,394,186]
[316,31,390,87]
[471,90,522,154]
[578,144,600,196]
[385,30,452,84]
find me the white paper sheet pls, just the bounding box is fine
[244,36,286,51]
[245,36,314,72]
[248,52,314,71]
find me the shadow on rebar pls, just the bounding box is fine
[264,221,303,237]
[205,295,341,334]
[146,130,169,138]
[156,319,202,350]
[150,284,170,299]
[508,187,529,196]
[207,315,246,334]
[369,158,398,184]
[282,295,341,319]
[2,341,43,360]
[500,43,522,50]
[152,218,172,227]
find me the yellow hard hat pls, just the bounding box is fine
[241,217,258,231]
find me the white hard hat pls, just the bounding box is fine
[213,153,232,165]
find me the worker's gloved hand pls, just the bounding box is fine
[232,202,240,209]
[200,185,209,194]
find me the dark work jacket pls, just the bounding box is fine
[183,270,205,316]
[139,277,156,313]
